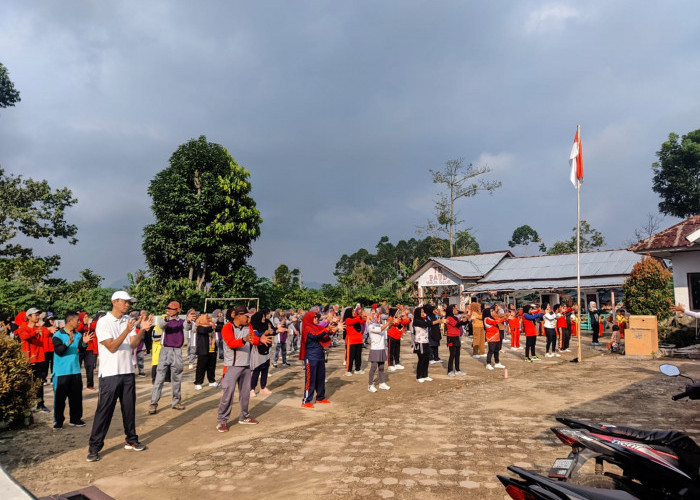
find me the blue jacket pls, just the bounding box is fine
[52,329,84,382]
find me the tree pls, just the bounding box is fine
[508,225,541,256]
[623,256,673,320]
[0,62,21,109]
[454,229,481,255]
[541,220,605,255]
[625,212,664,246]
[142,136,262,290]
[0,168,78,284]
[423,158,501,256]
[652,129,700,218]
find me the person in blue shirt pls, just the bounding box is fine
[52,311,94,430]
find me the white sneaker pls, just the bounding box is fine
[494,363,506,369]
[424,376,433,382]
[511,347,518,350]
[378,383,390,390]
[250,389,257,398]
[356,369,365,374]
[345,371,353,377]
[554,353,561,357]
[208,382,218,387]
[472,354,481,359]
[396,364,405,370]
[545,353,553,358]
[456,371,466,376]
[368,385,377,393]
[429,360,437,364]
[486,364,495,370]
[448,371,456,377]
[188,364,194,370]
[417,378,426,383]
[195,384,203,390]
[388,366,397,372]
[438,359,444,363]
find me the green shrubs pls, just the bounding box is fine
[0,336,40,428]
[623,256,674,321]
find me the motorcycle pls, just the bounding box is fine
[499,364,699,499]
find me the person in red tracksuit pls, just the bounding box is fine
[508,310,522,349]
[343,307,366,376]
[484,307,506,370]
[558,306,572,352]
[445,304,469,376]
[17,307,51,412]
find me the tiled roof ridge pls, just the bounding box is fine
[629,215,700,251]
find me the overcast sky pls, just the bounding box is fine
[1,1,698,287]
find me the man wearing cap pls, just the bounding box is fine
[17,307,51,412]
[149,301,186,414]
[216,305,271,432]
[87,291,153,462]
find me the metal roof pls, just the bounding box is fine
[407,251,511,282]
[431,252,511,278]
[478,249,642,283]
[468,276,626,292]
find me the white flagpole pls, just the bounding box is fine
[576,125,582,363]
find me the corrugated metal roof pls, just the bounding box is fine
[468,276,626,292]
[431,251,510,278]
[479,249,642,282]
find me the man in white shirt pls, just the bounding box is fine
[672,303,700,319]
[87,291,153,463]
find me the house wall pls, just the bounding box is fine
[671,251,700,308]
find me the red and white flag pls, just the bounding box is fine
[569,127,583,188]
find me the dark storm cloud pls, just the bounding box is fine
[1,1,698,286]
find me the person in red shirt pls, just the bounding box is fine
[342,306,366,376]
[387,308,409,371]
[83,312,101,390]
[484,306,506,370]
[17,307,51,412]
[445,304,469,376]
[558,305,572,352]
[508,310,522,349]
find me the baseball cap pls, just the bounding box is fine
[26,307,41,315]
[167,301,181,310]
[234,305,251,316]
[111,291,136,302]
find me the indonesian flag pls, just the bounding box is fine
[569,127,583,187]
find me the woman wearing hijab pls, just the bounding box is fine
[249,310,273,397]
[367,311,391,392]
[445,304,469,376]
[299,310,336,407]
[343,306,366,376]
[194,313,218,390]
[470,301,485,358]
[411,306,432,383]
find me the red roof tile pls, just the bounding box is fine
[629,215,700,251]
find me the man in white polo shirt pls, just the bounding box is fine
[87,291,153,462]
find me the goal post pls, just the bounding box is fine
[203,297,259,313]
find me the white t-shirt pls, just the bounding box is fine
[96,312,137,377]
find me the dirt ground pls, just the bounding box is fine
[1,336,698,500]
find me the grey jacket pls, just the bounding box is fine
[222,322,252,367]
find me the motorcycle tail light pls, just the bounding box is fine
[552,428,581,447]
[505,484,536,500]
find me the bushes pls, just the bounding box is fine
[0,336,40,428]
[623,256,673,321]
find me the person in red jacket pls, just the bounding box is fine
[343,306,366,376]
[484,306,506,370]
[83,313,101,390]
[508,310,522,349]
[445,304,469,376]
[17,307,51,412]
[387,307,409,371]
[522,304,545,362]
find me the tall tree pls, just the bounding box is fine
[541,220,605,255]
[454,228,481,255]
[508,225,541,256]
[0,62,21,109]
[143,136,262,290]
[652,129,700,218]
[0,168,78,283]
[423,158,500,256]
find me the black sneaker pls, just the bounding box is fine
[86,452,101,462]
[37,405,51,413]
[53,423,63,430]
[124,441,146,451]
[69,420,86,427]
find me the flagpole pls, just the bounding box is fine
[576,124,582,364]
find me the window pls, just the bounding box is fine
[688,273,700,311]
